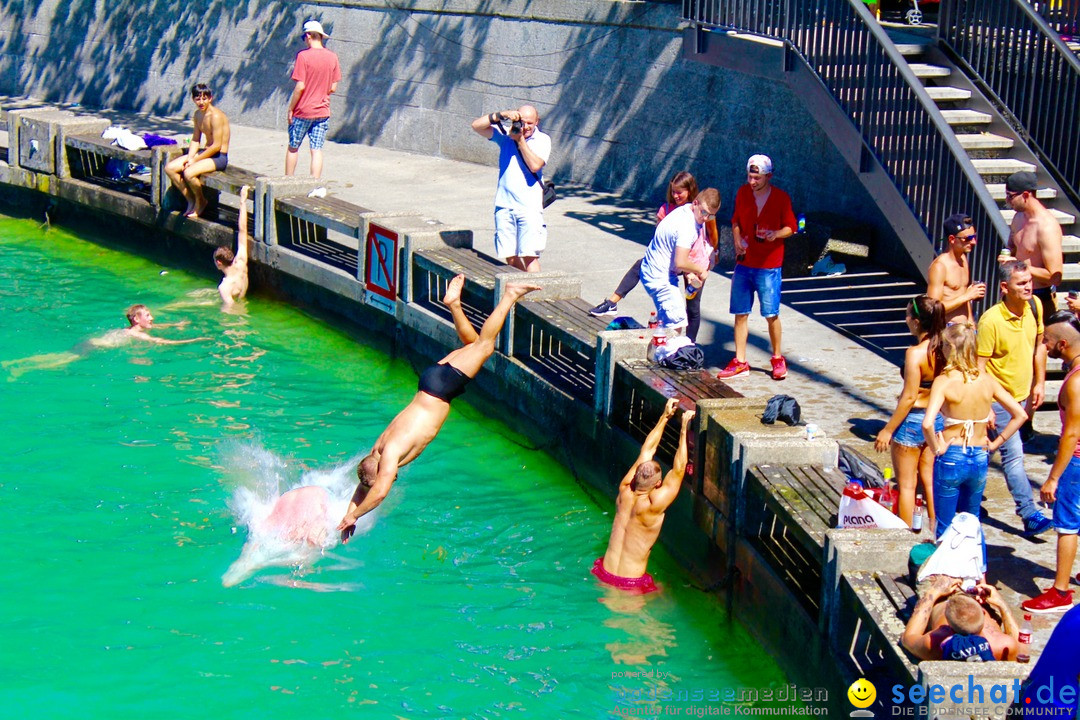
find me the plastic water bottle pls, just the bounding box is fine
[647,328,666,362]
[912,496,924,533]
[647,312,658,329]
[1017,614,1033,664]
[685,281,700,300]
[797,214,806,233]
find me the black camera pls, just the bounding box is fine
[511,118,523,134]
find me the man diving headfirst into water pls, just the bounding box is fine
[337,274,540,541]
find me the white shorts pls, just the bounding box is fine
[642,273,688,329]
[494,206,546,258]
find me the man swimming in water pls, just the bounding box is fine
[3,305,204,379]
[593,398,695,593]
[214,185,251,309]
[122,304,207,345]
[337,274,540,541]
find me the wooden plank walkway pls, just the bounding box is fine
[275,194,368,238]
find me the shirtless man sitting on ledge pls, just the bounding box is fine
[165,82,231,219]
[593,398,695,594]
[337,274,540,541]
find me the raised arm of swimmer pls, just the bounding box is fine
[649,408,695,509]
[620,398,678,490]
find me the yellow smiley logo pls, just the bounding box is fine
[848,678,876,709]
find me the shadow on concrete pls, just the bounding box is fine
[0,0,302,118]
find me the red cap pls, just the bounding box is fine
[843,482,866,500]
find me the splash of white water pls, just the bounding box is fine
[219,441,374,588]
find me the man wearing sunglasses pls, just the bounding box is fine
[1004,171,1063,323]
[927,213,986,325]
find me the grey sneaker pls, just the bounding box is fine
[589,299,618,316]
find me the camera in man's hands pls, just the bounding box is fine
[510,118,523,134]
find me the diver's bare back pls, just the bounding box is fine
[371,391,452,469]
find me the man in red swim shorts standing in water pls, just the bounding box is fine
[594,398,695,593]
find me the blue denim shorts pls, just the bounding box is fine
[894,408,944,448]
[1053,457,1080,534]
[288,116,329,150]
[730,265,782,317]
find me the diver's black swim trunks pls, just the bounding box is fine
[418,362,470,403]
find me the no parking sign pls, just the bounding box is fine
[365,223,398,315]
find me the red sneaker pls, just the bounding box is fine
[1022,587,1075,614]
[771,355,788,380]
[717,358,750,379]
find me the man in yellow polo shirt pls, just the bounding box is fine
[977,259,1053,537]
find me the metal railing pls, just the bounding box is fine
[1031,0,1080,33]
[940,0,1080,208]
[682,0,1010,298]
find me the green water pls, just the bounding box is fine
[0,215,786,717]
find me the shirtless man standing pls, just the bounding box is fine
[1005,171,1063,321]
[214,185,251,309]
[337,275,540,541]
[927,213,986,324]
[165,83,231,219]
[593,398,695,594]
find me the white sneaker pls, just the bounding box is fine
[307,187,327,199]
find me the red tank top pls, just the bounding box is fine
[1062,363,1080,459]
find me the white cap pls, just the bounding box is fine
[303,20,329,38]
[746,154,773,174]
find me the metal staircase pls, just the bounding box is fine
[891,38,1080,294]
[682,0,1079,384]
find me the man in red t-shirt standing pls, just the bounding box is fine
[718,154,798,381]
[285,20,342,189]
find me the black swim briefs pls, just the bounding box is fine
[418,362,470,403]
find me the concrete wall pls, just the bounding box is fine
[0,0,899,256]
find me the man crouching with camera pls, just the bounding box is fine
[471,105,551,273]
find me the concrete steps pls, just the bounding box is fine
[970,157,1037,176]
[986,183,1057,201]
[926,86,971,102]
[910,63,951,79]
[940,109,991,126]
[1000,208,1076,226]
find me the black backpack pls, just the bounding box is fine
[837,443,886,489]
[658,344,705,370]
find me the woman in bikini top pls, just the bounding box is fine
[923,325,1027,455]
[875,295,946,526]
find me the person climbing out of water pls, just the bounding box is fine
[337,274,541,541]
[214,185,251,309]
[593,398,695,594]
